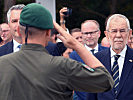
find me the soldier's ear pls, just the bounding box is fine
[45,29,51,37]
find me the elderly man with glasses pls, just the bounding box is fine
[69,20,108,100]
[86,14,133,100]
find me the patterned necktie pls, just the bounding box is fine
[112,55,120,94]
[91,49,95,55]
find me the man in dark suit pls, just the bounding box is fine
[70,20,107,100]
[45,41,64,56]
[86,14,133,100]
[0,4,62,56]
[3,4,25,53]
[0,4,25,56]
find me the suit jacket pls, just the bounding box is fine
[45,41,64,56]
[91,46,133,100]
[69,44,108,100]
[0,41,13,56]
[0,41,62,56]
[69,44,107,63]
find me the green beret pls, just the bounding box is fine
[20,3,53,29]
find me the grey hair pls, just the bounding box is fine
[106,14,130,30]
[7,4,25,23]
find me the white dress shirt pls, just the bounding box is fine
[110,45,127,79]
[13,39,21,52]
[85,44,99,54]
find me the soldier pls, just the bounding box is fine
[0,3,114,100]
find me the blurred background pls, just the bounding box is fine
[0,0,133,41]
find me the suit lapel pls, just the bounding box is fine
[103,49,112,74]
[101,48,115,96]
[117,47,133,95]
[98,44,102,51]
[6,41,13,54]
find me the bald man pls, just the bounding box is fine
[101,37,110,47]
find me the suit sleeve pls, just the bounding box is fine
[69,51,77,60]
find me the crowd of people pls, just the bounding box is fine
[0,2,133,100]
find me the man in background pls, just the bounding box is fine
[0,23,12,46]
[0,4,25,55]
[127,35,133,49]
[70,20,107,100]
[70,20,107,62]
[70,28,83,44]
[101,37,110,47]
[63,28,83,58]
[45,28,62,56]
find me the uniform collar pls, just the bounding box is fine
[20,43,49,53]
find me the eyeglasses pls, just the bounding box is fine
[107,29,129,34]
[82,30,99,36]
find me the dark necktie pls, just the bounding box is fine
[91,49,95,55]
[112,55,120,94]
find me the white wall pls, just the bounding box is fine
[35,0,56,20]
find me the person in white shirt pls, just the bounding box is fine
[70,20,108,100]
[86,14,133,100]
[0,4,25,56]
